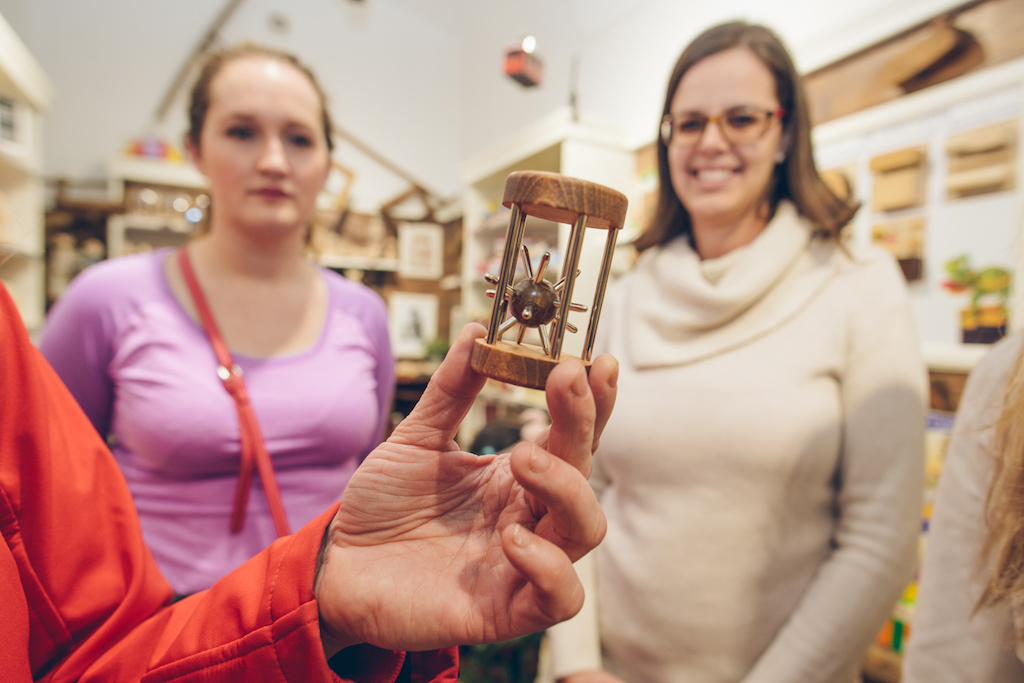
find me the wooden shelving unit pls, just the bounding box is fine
[0,10,53,334]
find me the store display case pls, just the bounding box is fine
[815,55,1024,682]
[0,10,53,334]
[104,157,209,258]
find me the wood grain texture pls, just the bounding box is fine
[879,25,960,85]
[804,0,1024,125]
[470,338,591,390]
[502,170,628,230]
[869,147,926,173]
[946,120,1016,155]
[873,167,926,212]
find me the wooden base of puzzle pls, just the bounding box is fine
[470,338,591,391]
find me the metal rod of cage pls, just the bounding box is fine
[582,227,619,361]
[486,203,527,344]
[550,213,587,359]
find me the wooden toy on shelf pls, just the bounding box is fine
[471,170,627,390]
[945,119,1017,198]
[870,146,927,212]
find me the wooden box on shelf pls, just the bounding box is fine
[870,146,927,213]
[946,119,1017,198]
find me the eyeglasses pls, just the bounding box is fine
[660,106,785,148]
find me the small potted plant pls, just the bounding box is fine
[942,254,1011,344]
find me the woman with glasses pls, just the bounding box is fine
[545,21,926,683]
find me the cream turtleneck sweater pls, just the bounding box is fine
[545,202,927,683]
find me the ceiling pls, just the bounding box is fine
[0,0,971,209]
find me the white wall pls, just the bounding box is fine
[0,0,970,205]
[460,0,968,158]
[814,59,1024,348]
[0,0,467,211]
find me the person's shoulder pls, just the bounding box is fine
[56,250,168,310]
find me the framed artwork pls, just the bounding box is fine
[389,292,439,359]
[397,222,445,279]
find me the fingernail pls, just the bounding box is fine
[512,523,530,547]
[530,445,551,473]
[571,365,587,398]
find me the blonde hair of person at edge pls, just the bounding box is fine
[38,44,396,596]
[543,20,927,683]
[902,324,1024,680]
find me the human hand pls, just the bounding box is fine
[315,323,617,656]
[559,672,628,683]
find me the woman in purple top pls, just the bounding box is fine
[40,44,395,595]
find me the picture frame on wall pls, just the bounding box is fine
[389,291,439,359]
[397,222,445,280]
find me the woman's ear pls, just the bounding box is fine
[776,128,793,165]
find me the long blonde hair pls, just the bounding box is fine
[979,342,1024,607]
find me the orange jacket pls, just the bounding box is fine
[0,284,458,682]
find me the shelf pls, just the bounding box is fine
[921,342,991,373]
[395,358,440,383]
[0,11,50,331]
[115,212,194,233]
[106,213,194,259]
[479,380,548,411]
[474,214,561,241]
[478,209,512,233]
[107,157,207,191]
[0,241,42,259]
[319,253,398,271]
[0,139,36,181]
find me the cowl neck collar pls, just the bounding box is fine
[626,201,840,368]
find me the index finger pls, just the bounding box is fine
[543,360,598,477]
[536,354,618,477]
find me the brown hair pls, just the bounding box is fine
[635,21,859,253]
[979,344,1024,608]
[186,43,335,154]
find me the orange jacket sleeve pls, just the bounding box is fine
[0,284,457,683]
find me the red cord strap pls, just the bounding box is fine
[177,248,291,538]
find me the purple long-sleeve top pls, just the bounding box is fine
[39,249,395,594]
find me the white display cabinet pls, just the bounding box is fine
[459,107,633,444]
[105,157,209,258]
[813,55,1024,376]
[0,10,53,333]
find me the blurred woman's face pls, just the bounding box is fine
[188,56,331,239]
[666,48,783,254]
